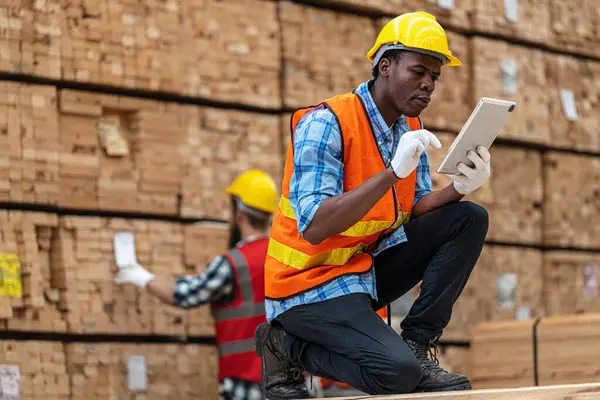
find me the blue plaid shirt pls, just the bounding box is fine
[265,80,432,321]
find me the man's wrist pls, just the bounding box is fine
[386,167,401,183]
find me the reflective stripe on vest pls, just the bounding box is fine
[219,338,256,356]
[278,196,407,238]
[213,249,264,322]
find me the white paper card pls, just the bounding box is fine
[128,355,147,392]
[515,307,531,320]
[0,365,21,400]
[496,273,517,309]
[437,0,454,9]
[114,232,138,268]
[583,263,598,297]
[500,59,518,95]
[560,89,579,121]
[504,0,518,22]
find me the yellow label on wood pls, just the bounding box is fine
[0,253,22,298]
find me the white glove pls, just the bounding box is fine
[114,263,155,288]
[391,129,442,179]
[450,146,491,195]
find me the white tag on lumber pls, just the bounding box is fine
[583,263,598,297]
[515,306,531,320]
[504,0,518,22]
[437,0,454,9]
[113,232,138,268]
[127,355,147,391]
[0,365,21,400]
[496,273,517,309]
[560,89,579,121]
[500,59,518,95]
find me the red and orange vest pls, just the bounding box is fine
[265,92,422,299]
[211,238,268,383]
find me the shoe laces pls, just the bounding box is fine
[410,338,446,375]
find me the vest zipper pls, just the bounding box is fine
[390,185,400,229]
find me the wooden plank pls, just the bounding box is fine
[471,38,551,145]
[279,1,375,109]
[321,383,600,399]
[179,106,283,219]
[543,153,600,248]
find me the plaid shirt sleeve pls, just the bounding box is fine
[413,150,433,206]
[289,106,343,236]
[173,255,236,309]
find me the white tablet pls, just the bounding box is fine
[437,97,516,175]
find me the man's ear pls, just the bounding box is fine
[378,58,391,78]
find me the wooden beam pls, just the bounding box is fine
[318,383,600,400]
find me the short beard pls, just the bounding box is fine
[228,223,242,250]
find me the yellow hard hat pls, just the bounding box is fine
[225,169,278,215]
[367,11,461,68]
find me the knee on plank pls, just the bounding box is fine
[374,356,422,394]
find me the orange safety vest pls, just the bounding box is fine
[265,91,422,299]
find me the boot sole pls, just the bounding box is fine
[255,322,266,357]
[415,381,472,393]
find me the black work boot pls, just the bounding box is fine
[254,322,310,400]
[405,337,472,392]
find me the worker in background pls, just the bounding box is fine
[114,169,278,400]
[254,12,491,399]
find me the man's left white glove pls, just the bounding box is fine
[114,263,155,288]
[449,146,491,196]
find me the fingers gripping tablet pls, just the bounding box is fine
[437,97,516,175]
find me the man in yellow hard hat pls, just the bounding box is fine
[115,169,278,400]
[254,12,491,397]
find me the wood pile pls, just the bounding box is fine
[58,89,183,215]
[472,0,551,44]
[54,215,187,335]
[543,251,600,317]
[543,153,600,249]
[66,342,218,400]
[443,246,544,341]
[428,133,543,245]
[0,211,67,332]
[547,57,600,153]
[0,83,60,204]
[550,1,600,58]
[181,0,280,107]
[0,340,69,400]
[470,314,600,389]
[279,1,375,109]
[179,106,283,220]
[471,38,551,145]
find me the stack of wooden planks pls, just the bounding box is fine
[470,314,600,389]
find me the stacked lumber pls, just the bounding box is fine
[66,342,218,400]
[472,0,551,44]
[429,133,543,245]
[58,89,183,215]
[0,211,67,332]
[543,153,600,248]
[181,0,280,107]
[547,57,600,152]
[0,83,60,204]
[436,346,470,377]
[470,314,600,389]
[55,216,187,335]
[0,340,69,400]
[183,222,229,336]
[550,0,600,58]
[543,251,600,316]
[402,0,474,30]
[471,38,551,145]
[61,0,182,91]
[179,107,283,219]
[0,1,61,78]
[279,1,375,108]
[444,246,543,341]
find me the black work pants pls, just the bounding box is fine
[277,201,489,395]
